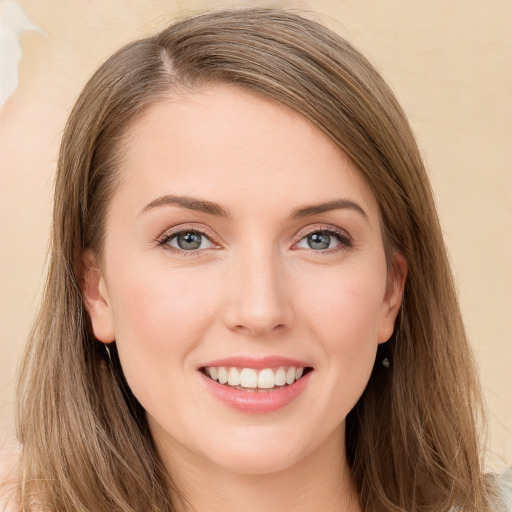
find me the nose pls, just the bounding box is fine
[222,246,295,337]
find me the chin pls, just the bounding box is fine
[197,426,321,476]
[210,447,305,476]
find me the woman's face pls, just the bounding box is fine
[85,85,405,476]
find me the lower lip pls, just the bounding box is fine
[199,371,312,413]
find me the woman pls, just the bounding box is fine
[4,7,511,512]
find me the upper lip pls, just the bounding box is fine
[199,356,312,370]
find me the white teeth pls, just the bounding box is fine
[257,368,275,389]
[227,367,241,386]
[209,367,218,381]
[205,365,309,389]
[285,367,296,385]
[240,368,258,388]
[274,367,286,386]
[217,367,228,384]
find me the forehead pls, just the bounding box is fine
[113,84,379,221]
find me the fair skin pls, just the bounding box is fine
[84,85,406,512]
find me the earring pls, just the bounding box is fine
[376,341,391,369]
[104,343,112,362]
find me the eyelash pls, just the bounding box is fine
[156,224,353,256]
[156,224,218,257]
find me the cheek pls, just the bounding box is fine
[110,262,219,344]
[304,262,387,343]
[301,263,386,397]
[105,263,222,403]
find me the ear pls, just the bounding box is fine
[82,250,115,344]
[378,252,407,344]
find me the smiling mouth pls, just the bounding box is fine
[200,366,314,391]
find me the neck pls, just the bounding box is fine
[156,427,362,512]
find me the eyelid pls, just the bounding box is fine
[292,224,353,251]
[157,223,221,252]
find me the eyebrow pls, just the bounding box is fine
[140,194,230,218]
[291,199,368,220]
[139,194,368,221]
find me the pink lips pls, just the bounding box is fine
[200,356,310,369]
[198,356,313,414]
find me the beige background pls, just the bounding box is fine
[1,0,510,471]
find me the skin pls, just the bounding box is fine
[84,85,406,512]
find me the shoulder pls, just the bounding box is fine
[0,443,19,512]
[488,466,512,511]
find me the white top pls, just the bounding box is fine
[490,466,512,511]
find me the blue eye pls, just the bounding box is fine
[164,230,214,251]
[295,230,351,251]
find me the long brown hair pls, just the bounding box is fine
[16,8,492,511]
